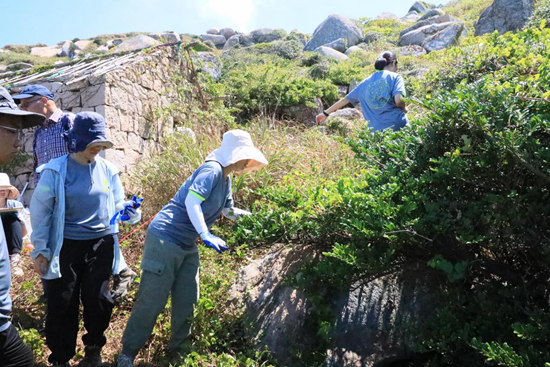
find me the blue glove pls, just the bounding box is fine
[200,232,228,254]
[111,196,144,227]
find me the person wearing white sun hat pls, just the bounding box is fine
[117,129,268,367]
[0,173,28,277]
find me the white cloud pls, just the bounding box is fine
[199,0,256,32]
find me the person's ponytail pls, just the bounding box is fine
[374,51,397,70]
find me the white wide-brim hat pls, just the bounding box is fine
[0,173,19,200]
[205,129,268,172]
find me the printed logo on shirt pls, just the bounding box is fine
[101,179,109,193]
[366,79,391,110]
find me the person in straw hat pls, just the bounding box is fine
[0,86,44,367]
[30,111,141,367]
[117,129,268,367]
[0,173,28,277]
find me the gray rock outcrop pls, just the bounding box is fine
[314,46,349,61]
[219,27,236,40]
[247,28,287,43]
[304,14,363,52]
[399,14,455,38]
[74,40,93,51]
[322,38,348,52]
[200,34,227,47]
[418,8,445,21]
[345,46,367,55]
[114,35,160,52]
[231,246,440,367]
[148,32,180,43]
[30,46,61,58]
[223,35,242,50]
[398,45,427,56]
[60,41,74,57]
[402,12,421,22]
[399,20,463,51]
[96,45,109,54]
[206,28,220,35]
[194,52,222,82]
[474,0,535,36]
[408,0,436,13]
[423,22,464,51]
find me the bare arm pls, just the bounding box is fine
[315,98,351,124]
[394,93,408,113]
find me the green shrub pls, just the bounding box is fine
[220,55,339,118]
[526,0,550,29]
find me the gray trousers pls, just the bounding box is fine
[121,231,200,357]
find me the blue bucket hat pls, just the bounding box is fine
[11,85,54,101]
[64,112,114,153]
[0,87,45,128]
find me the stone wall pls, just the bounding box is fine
[14,53,179,205]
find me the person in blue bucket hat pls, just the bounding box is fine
[30,111,141,367]
[0,86,44,367]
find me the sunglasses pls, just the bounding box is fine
[19,96,43,110]
[0,125,24,140]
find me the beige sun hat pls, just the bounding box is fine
[205,129,268,172]
[0,173,19,199]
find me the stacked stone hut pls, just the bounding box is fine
[0,46,185,204]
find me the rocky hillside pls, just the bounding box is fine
[4,0,550,366]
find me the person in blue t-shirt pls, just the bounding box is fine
[117,130,268,367]
[316,51,409,132]
[30,112,141,367]
[0,86,44,367]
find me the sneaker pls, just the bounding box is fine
[117,353,135,367]
[78,346,102,367]
[112,267,137,302]
[10,254,24,277]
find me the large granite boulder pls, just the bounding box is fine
[402,11,421,22]
[345,46,367,56]
[148,32,180,43]
[408,0,436,13]
[325,108,364,136]
[399,14,455,38]
[322,38,348,52]
[423,22,464,52]
[194,52,222,82]
[200,34,227,47]
[74,40,93,50]
[59,40,74,57]
[219,27,236,40]
[398,45,427,56]
[30,46,61,57]
[474,0,535,36]
[399,21,462,48]
[418,8,446,21]
[314,46,349,61]
[247,28,287,43]
[114,35,160,52]
[304,14,363,52]
[231,245,440,367]
[206,28,220,35]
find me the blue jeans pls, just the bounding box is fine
[121,231,200,357]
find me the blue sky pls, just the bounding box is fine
[2,0,451,48]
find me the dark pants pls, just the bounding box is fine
[0,323,33,367]
[43,235,115,365]
[1,214,23,255]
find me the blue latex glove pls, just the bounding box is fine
[200,232,228,254]
[111,196,144,227]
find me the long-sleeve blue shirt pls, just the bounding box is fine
[0,220,12,332]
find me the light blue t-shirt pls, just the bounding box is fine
[345,70,409,132]
[64,156,111,240]
[149,161,234,248]
[0,220,11,332]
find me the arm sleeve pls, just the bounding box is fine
[185,193,208,236]
[392,75,406,97]
[30,170,57,261]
